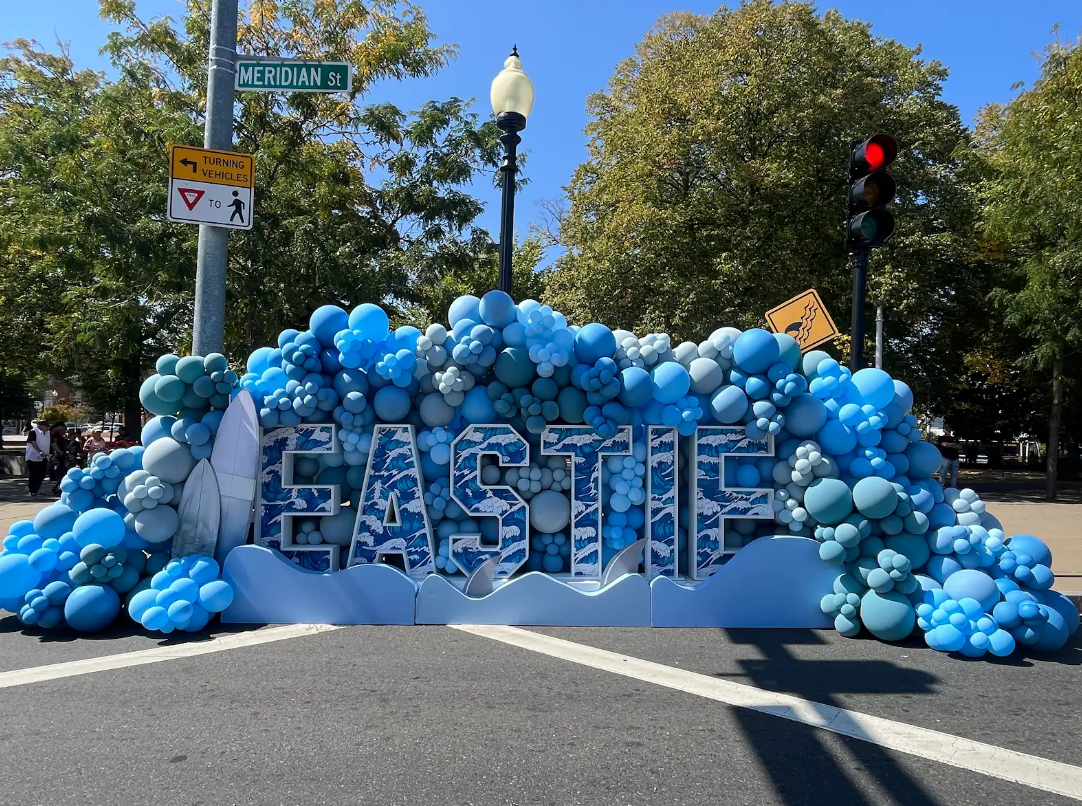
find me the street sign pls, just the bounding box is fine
[765,289,839,352]
[167,144,254,230]
[235,58,351,93]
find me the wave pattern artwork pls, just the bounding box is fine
[449,425,530,577]
[646,427,678,579]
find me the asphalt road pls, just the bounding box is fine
[0,616,1079,806]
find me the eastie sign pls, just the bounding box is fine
[235,59,351,93]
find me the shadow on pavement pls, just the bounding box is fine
[0,611,265,648]
[720,628,944,806]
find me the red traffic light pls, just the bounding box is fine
[851,134,897,175]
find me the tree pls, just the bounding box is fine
[0,1,508,434]
[977,36,1082,498]
[545,0,984,411]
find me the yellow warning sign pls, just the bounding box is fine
[169,144,254,188]
[765,289,838,352]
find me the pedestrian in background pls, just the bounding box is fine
[937,426,961,489]
[83,428,107,462]
[25,419,51,496]
[48,422,73,495]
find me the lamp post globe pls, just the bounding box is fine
[491,47,534,296]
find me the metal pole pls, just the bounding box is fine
[192,0,239,355]
[849,248,869,371]
[496,112,525,296]
[874,305,884,369]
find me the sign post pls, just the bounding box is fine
[235,58,352,93]
[168,145,255,230]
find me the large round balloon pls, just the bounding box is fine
[310,305,349,347]
[851,368,895,410]
[448,295,481,329]
[142,437,195,484]
[478,290,517,328]
[710,386,748,424]
[652,362,691,404]
[733,329,780,374]
[64,584,121,632]
[852,477,897,520]
[348,303,390,340]
[529,490,572,533]
[773,333,801,369]
[494,347,536,388]
[804,478,854,525]
[0,554,40,599]
[33,503,78,540]
[905,441,942,479]
[574,323,616,364]
[373,386,411,421]
[784,394,827,437]
[134,506,180,544]
[688,358,724,395]
[619,367,654,407]
[73,509,125,549]
[943,570,999,613]
[860,590,915,641]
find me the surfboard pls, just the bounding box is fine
[211,390,261,566]
[171,458,221,559]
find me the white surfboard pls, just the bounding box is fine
[171,458,221,559]
[211,390,261,566]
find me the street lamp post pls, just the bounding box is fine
[490,46,534,296]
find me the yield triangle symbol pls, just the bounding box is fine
[178,187,205,211]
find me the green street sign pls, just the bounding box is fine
[235,59,352,93]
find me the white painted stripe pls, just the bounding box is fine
[0,623,340,689]
[453,624,1082,802]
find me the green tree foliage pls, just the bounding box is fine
[546,1,984,409]
[977,36,1082,495]
[0,0,508,429]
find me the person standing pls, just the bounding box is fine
[937,426,961,489]
[83,429,107,462]
[48,422,73,495]
[25,420,51,496]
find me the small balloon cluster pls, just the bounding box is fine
[127,556,234,634]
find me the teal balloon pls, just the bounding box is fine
[64,584,121,632]
[860,590,915,641]
[557,386,588,423]
[852,477,898,520]
[140,375,181,416]
[156,354,180,375]
[175,355,206,383]
[773,332,801,369]
[494,347,536,388]
[804,478,854,525]
[885,534,930,570]
[154,374,186,403]
[802,350,832,379]
[905,441,942,478]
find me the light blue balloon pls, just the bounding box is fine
[33,503,78,540]
[198,579,234,613]
[448,295,481,329]
[0,554,41,599]
[347,303,390,341]
[461,386,497,423]
[943,569,999,613]
[142,437,195,484]
[818,419,857,455]
[710,386,748,424]
[310,305,349,347]
[73,509,125,550]
[651,362,690,404]
[851,368,895,410]
[127,587,158,623]
[479,290,517,328]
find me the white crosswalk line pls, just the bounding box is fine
[452,624,1082,802]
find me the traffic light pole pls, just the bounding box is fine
[192,0,238,356]
[850,247,869,371]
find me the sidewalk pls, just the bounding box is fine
[1,475,1078,591]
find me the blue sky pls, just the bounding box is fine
[4,1,1080,240]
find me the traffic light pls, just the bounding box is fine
[847,134,897,249]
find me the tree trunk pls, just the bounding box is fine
[124,350,143,443]
[1046,350,1063,502]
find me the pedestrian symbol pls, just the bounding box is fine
[228,190,245,224]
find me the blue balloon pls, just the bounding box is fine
[733,328,780,374]
[478,290,517,328]
[860,590,915,641]
[127,587,159,623]
[33,503,78,540]
[64,584,120,632]
[557,386,588,423]
[310,305,349,347]
[1006,534,1052,568]
[198,579,234,612]
[347,303,390,341]
[784,394,827,437]
[373,386,411,421]
[905,441,942,479]
[448,295,481,329]
[804,478,854,525]
[574,323,617,364]
[651,362,691,404]
[818,419,857,455]
[852,477,897,520]
[943,570,999,613]
[710,386,748,424]
[461,386,497,423]
[773,332,801,369]
[0,554,41,599]
[494,347,536,388]
[72,509,125,550]
[618,367,653,408]
[419,392,455,427]
[851,368,895,410]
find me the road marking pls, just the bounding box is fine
[453,624,1082,802]
[0,624,340,689]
